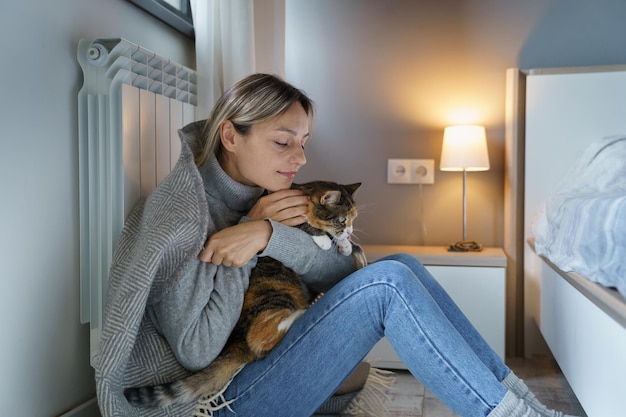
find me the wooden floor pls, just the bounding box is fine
[354,356,587,417]
[506,356,587,417]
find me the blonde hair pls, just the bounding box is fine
[196,74,315,166]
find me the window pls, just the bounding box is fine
[129,0,194,38]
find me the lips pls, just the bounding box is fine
[279,171,297,179]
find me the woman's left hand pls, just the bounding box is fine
[199,220,272,267]
[246,189,309,226]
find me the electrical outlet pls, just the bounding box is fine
[387,159,411,183]
[410,159,435,184]
[387,159,435,184]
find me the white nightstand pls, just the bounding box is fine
[361,245,506,369]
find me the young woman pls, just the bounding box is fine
[95,73,577,417]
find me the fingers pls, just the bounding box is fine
[198,245,213,263]
[248,189,309,224]
[277,214,307,226]
[272,205,308,224]
[199,221,272,267]
[199,244,245,267]
[265,190,309,216]
[267,188,305,199]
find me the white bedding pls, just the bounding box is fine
[533,135,626,297]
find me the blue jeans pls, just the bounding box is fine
[213,254,509,417]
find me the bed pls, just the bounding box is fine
[505,66,626,417]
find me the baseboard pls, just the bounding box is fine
[58,398,100,417]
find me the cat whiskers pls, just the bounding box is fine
[355,202,374,215]
[346,226,367,243]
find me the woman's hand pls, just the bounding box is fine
[199,189,309,266]
[199,220,272,267]
[246,189,309,226]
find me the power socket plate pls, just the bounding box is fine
[387,159,434,184]
[387,159,411,183]
[411,159,435,184]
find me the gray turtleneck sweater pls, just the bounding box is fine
[95,121,359,416]
[148,135,357,372]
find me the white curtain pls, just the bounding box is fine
[190,0,256,120]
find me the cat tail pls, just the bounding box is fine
[124,348,254,408]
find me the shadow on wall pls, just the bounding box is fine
[519,0,626,69]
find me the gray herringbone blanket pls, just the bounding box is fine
[95,122,208,416]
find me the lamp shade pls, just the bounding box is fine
[440,125,490,171]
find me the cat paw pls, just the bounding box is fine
[337,238,353,256]
[352,245,368,269]
[312,235,333,250]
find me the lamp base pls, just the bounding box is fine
[447,240,483,252]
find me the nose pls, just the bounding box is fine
[291,145,307,166]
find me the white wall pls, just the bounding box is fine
[0,1,193,415]
[254,0,285,76]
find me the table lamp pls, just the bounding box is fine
[440,125,490,251]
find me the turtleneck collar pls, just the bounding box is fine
[198,155,265,213]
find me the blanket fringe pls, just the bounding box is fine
[192,367,243,417]
[343,367,396,416]
[191,365,396,417]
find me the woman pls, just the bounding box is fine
[95,73,576,417]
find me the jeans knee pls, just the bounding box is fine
[360,259,417,290]
[382,253,414,264]
[375,253,428,275]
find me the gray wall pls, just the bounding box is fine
[0,1,193,415]
[285,0,626,248]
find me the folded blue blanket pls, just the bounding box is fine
[534,135,626,297]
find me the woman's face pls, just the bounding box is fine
[220,102,309,191]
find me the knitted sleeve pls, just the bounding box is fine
[147,257,254,372]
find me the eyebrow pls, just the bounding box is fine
[276,127,310,138]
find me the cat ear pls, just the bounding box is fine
[320,190,341,205]
[344,183,362,196]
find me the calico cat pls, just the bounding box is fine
[124,181,365,408]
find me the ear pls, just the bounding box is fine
[320,190,341,205]
[220,120,238,152]
[344,182,362,196]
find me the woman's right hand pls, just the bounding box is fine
[199,220,272,267]
[246,189,309,226]
[199,189,309,266]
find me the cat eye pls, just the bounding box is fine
[338,216,346,224]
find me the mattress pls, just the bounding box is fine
[533,135,626,297]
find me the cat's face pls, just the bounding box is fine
[292,181,361,239]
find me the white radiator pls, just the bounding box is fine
[77,38,197,363]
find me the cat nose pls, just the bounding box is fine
[346,226,353,236]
